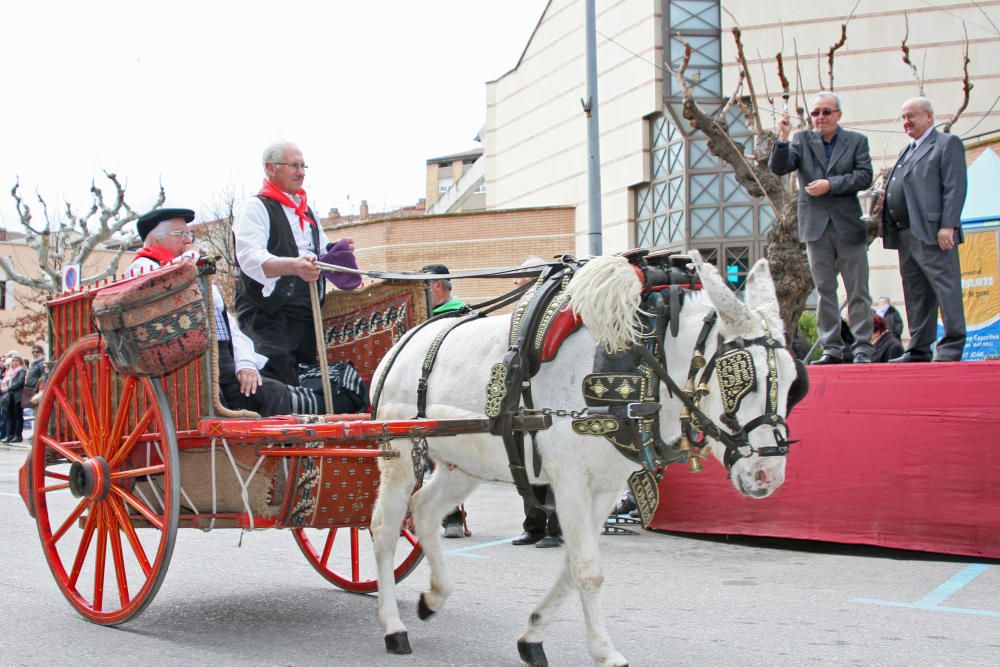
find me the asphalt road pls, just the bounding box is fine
[2,444,998,667]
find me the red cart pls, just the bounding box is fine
[16,268,486,625]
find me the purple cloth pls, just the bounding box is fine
[319,240,362,290]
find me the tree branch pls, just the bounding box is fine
[900,12,925,95]
[941,23,973,134]
[732,27,764,135]
[827,24,847,91]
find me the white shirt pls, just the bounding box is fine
[233,195,331,298]
[912,125,933,151]
[124,255,267,375]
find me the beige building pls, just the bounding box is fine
[481,0,1000,302]
[425,148,486,214]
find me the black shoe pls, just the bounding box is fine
[0,437,11,443]
[811,354,843,366]
[443,523,466,538]
[9,438,23,443]
[889,352,931,363]
[535,535,563,549]
[852,352,872,364]
[512,531,544,545]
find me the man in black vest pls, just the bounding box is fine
[234,142,360,386]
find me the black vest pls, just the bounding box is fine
[237,195,322,316]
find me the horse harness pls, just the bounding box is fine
[372,252,804,517]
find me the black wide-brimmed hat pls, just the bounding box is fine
[136,207,195,241]
[421,263,449,275]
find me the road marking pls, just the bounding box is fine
[1,491,22,498]
[851,564,998,617]
[447,536,516,559]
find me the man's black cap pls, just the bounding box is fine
[137,208,195,241]
[421,264,449,275]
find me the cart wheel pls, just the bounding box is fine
[30,335,180,625]
[293,516,423,593]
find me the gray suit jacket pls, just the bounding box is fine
[769,127,873,244]
[881,128,967,250]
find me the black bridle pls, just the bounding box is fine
[634,308,800,472]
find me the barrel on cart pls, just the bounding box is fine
[16,263,474,625]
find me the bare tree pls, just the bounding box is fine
[194,184,243,307]
[1,172,164,292]
[1,172,164,341]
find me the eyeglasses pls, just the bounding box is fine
[274,162,309,170]
[158,230,193,240]
[810,107,839,117]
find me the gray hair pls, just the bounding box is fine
[904,97,934,115]
[143,219,177,247]
[262,142,297,166]
[811,91,842,111]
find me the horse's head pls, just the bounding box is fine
[687,250,806,499]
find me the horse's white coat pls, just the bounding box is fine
[370,254,796,666]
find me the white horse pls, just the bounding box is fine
[370,251,801,666]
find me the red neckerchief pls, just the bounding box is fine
[134,245,175,266]
[258,179,315,231]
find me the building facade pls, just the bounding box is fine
[484,0,1000,298]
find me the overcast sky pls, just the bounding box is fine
[0,0,549,230]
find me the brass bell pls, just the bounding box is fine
[691,352,706,369]
[696,381,710,398]
[678,433,692,453]
[688,456,704,473]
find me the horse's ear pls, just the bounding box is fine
[689,250,756,336]
[744,258,784,335]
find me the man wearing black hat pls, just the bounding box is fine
[420,263,470,537]
[422,264,466,315]
[126,208,291,417]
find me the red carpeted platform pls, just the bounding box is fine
[650,361,1000,558]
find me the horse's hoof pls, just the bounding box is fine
[384,631,412,654]
[517,639,548,667]
[417,593,435,620]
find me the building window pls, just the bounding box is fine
[474,181,486,195]
[0,281,6,309]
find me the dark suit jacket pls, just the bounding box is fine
[881,128,967,249]
[769,127,873,244]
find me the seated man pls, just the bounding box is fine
[127,208,365,417]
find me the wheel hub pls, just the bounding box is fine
[68,457,112,501]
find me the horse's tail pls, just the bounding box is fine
[566,255,645,354]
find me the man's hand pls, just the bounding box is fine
[336,237,355,252]
[804,179,831,197]
[937,227,957,251]
[778,109,791,142]
[289,255,321,282]
[236,368,262,397]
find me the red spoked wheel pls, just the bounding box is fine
[293,517,423,593]
[30,335,180,624]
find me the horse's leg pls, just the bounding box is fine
[372,452,417,654]
[517,557,574,667]
[408,465,480,620]
[554,479,629,667]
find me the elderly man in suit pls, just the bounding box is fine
[881,97,967,362]
[770,91,875,364]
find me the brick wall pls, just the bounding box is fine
[327,206,576,305]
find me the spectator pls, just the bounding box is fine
[510,256,563,548]
[22,344,46,413]
[876,297,904,340]
[421,263,470,538]
[1,354,27,443]
[871,314,904,363]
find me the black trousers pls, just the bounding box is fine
[3,404,23,440]
[235,300,318,387]
[522,485,561,537]
[217,342,291,417]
